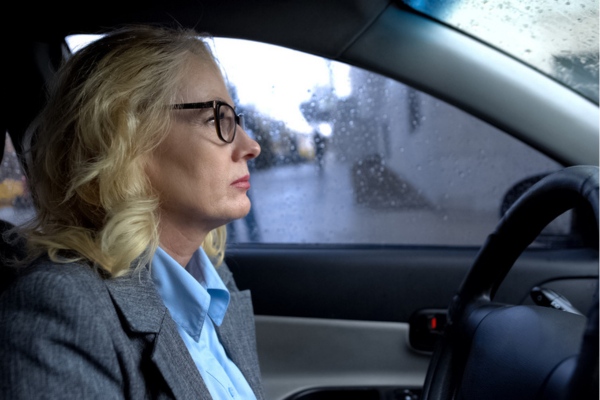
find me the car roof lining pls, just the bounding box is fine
[16,0,393,59]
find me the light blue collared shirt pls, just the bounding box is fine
[151,246,256,400]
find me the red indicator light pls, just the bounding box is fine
[430,316,437,330]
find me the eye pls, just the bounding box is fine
[191,109,215,125]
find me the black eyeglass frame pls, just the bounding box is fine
[171,100,242,143]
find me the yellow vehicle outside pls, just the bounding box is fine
[0,179,25,206]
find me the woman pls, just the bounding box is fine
[0,25,263,399]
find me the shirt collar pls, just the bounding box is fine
[150,246,230,341]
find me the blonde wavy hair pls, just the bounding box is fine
[21,25,227,277]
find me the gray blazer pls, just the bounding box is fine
[0,258,264,400]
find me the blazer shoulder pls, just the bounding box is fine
[2,259,107,304]
[0,259,128,399]
[0,259,115,337]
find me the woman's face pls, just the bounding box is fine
[146,56,261,237]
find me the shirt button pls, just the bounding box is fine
[228,387,235,398]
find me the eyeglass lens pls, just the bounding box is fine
[217,103,237,143]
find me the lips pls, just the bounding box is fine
[231,174,251,189]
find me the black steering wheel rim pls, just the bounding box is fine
[422,166,599,400]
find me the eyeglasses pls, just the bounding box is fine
[171,100,243,143]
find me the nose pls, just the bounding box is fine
[234,126,261,161]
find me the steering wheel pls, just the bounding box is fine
[422,166,599,400]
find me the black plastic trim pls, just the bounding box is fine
[225,244,598,323]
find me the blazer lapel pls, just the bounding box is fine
[151,314,212,399]
[106,267,212,400]
[217,265,265,400]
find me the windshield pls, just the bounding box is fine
[403,0,599,103]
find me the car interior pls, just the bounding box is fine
[2,1,599,399]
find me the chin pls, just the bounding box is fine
[227,200,252,221]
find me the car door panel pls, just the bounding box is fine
[256,316,428,400]
[226,245,598,399]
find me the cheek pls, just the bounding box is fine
[147,135,228,199]
[146,132,196,195]
[146,118,239,203]
[144,153,165,194]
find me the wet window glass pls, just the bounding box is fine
[403,0,599,103]
[209,39,567,247]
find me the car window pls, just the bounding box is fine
[207,38,568,247]
[56,35,573,248]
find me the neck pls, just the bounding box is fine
[157,219,209,267]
